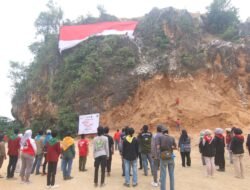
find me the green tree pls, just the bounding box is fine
[206,0,239,34]
[8,61,27,90]
[0,116,23,135]
[35,0,63,41]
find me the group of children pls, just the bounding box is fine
[0,125,249,190]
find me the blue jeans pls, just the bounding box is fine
[124,159,137,185]
[31,154,43,174]
[152,159,160,183]
[141,153,153,175]
[115,140,119,150]
[62,158,73,178]
[160,158,175,190]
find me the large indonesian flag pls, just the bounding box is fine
[59,21,138,52]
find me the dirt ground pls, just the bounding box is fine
[0,132,250,190]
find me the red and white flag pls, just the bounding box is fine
[59,21,138,52]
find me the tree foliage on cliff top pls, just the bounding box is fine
[206,0,239,40]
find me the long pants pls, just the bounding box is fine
[106,154,112,173]
[0,156,4,168]
[215,152,225,170]
[204,156,215,176]
[47,162,57,186]
[160,158,175,190]
[94,155,107,184]
[62,158,73,178]
[138,153,142,168]
[115,140,119,150]
[201,155,206,166]
[232,154,244,178]
[79,156,87,171]
[7,155,18,178]
[152,159,160,183]
[20,153,34,180]
[227,149,233,164]
[121,157,125,175]
[43,153,48,174]
[31,154,43,174]
[15,157,21,173]
[141,153,153,175]
[124,159,137,185]
[180,152,191,167]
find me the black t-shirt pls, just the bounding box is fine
[105,134,114,155]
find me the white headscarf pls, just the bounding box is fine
[20,129,32,146]
[20,129,37,154]
[214,128,223,135]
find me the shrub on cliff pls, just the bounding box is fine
[205,0,239,39]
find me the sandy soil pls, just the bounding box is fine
[0,132,249,190]
[101,73,250,131]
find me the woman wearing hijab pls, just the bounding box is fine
[178,129,191,167]
[214,128,225,172]
[20,129,37,183]
[202,129,216,177]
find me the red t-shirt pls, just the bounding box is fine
[78,139,89,156]
[114,132,121,141]
[22,139,35,156]
[8,137,21,156]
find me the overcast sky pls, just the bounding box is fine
[0,0,249,119]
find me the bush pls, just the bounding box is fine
[57,106,78,138]
[206,0,239,34]
[126,57,136,67]
[221,25,239,41]
[102,44,112,56]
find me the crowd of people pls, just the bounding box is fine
[0,125,249,190]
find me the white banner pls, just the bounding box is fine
[78,113,100,134]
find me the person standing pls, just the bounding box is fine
[151,125,162,187]
[31,130,44,175]
[214,128,225,172]
[61,131,75,180]
[0,134,6,178]
[119,127,128,176]
[198,130,206,166]
[113,129,120,151]
[42,129,52,176]
[178,129,191,167]
[175,119,181,132]
[137,128,143,170]
[15,133,23,173]
[246,130,250,155]
[104,127,114,176]
[157,127,176,190]
[20,129,37,183]
[46,130,61,189]
[93,126,109,187]
[225,128,233,164]
[78,134,89,172]
[202,129,216,177]
[138,125,153,176]
[7,128,21,179]
[230,128,244,178]
[122,127,139,187]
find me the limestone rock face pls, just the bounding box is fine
[12,7,250,130]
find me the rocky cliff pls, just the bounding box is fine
[12,7,250,131]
